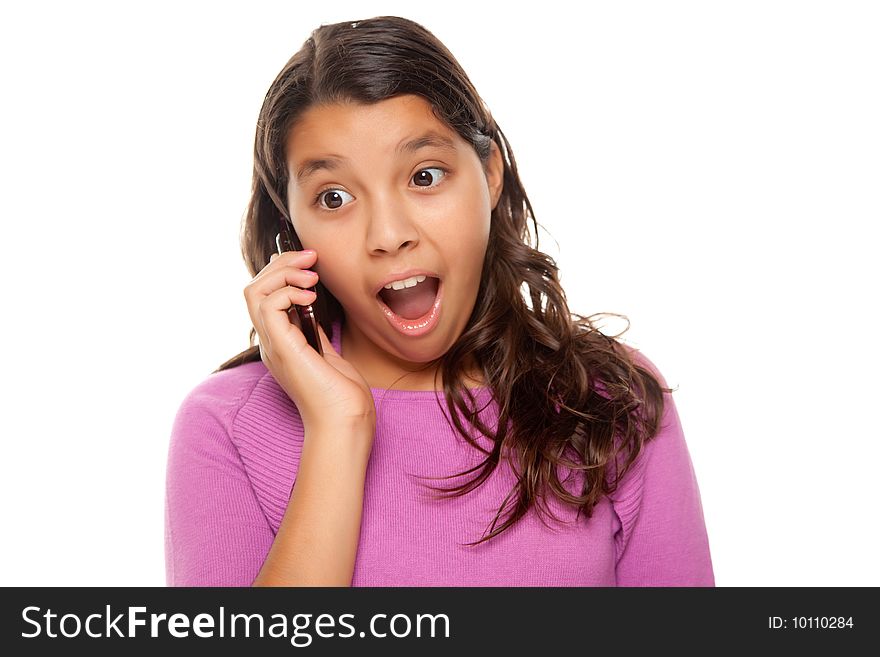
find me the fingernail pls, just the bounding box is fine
[302,249,316,255]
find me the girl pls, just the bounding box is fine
[164,15,714,587]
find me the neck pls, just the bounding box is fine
[340,319,485,392]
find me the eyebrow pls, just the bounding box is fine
[293,131,458,185]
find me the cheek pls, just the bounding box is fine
[314,262,377,311]
[463,206,492,260]
[461,179,492,241]
[307,236,344,273]
[316,270,356,304]
[444,184,491,242]
[454,231,489,291]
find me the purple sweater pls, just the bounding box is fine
[164,318,714,586]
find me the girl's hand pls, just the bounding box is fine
[244,249,376,435]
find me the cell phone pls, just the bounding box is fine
[275,217,324,357]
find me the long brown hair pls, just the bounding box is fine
[214,16,670,546]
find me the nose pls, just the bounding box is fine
[365,198,420,255]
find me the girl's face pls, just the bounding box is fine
[285,94,504,390]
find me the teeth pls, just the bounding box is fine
[384,274,427,290]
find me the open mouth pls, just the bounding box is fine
[376,276,441,320]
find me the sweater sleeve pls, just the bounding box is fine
[164,374,275,586]
[612,352,715,587]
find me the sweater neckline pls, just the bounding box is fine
[332,316,490,400]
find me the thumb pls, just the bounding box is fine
[316,321,338,357]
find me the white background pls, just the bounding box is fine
[1,0,877,586]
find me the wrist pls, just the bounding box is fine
[302,420,375,461]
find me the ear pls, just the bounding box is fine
[485,140,504,211]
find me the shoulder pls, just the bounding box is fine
[607,343,697,522]
[610,341,685,456]
[617,342,680,436]
[617,342,671,391]
[171,360,274,440]
[604,345,680,487]
[177,360,272,414]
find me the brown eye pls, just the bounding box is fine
[413,167,447,187]
[311,167,448,214]
[320,191,344,209]
[313,188,353,211]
